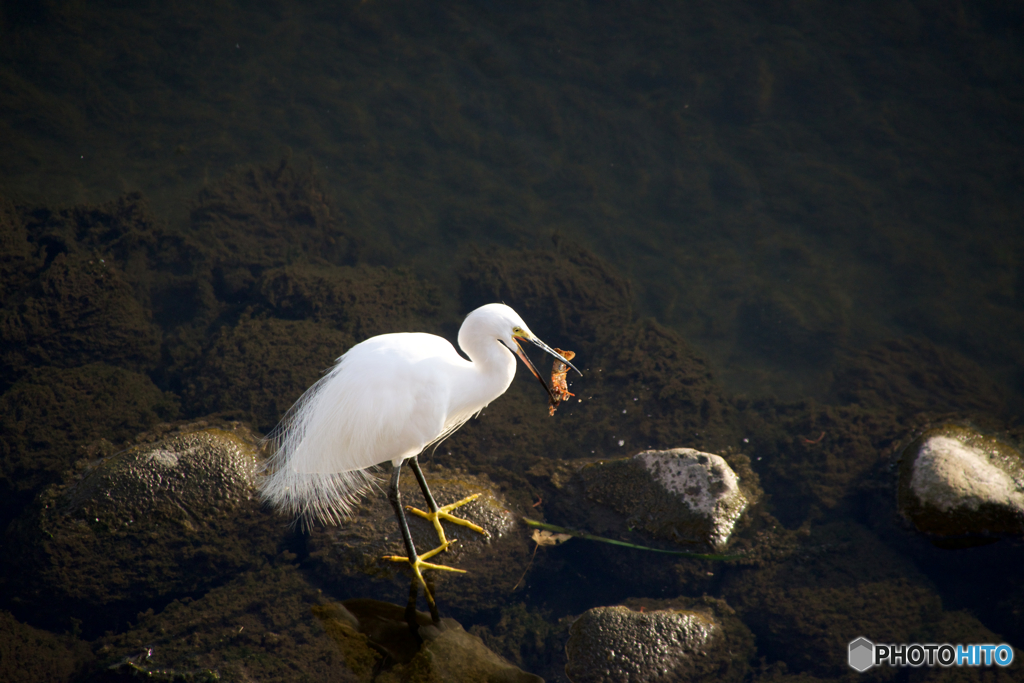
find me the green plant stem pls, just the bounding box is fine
[523,518,744,560]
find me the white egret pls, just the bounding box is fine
[260,303,580,602]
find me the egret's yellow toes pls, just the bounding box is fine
[383,544,467,604]
[407,493,490,549]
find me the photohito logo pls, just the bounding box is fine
[848,637,1014,671]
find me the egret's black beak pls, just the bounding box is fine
[510,335,582,401]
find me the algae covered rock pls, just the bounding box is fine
[255,262,441,338]
[316,598,543,683]
[0,197,42,305]
[721,521,942,678]
[564,597,753,683]
[311,602,544,679]
[0,251,162,382]
[377,615,544,683]
[831,338,1008,417]
[5,420,282,635]
[0,609,94,683]
[307,467,533,615]
[10,191,214,331]
[0,362,178,527]
[738,282,849,366]
[181,316,353,431]
[579,448,753,550]
[188,159,360,290]
[95,564,359,683]
[898,424,1024,544]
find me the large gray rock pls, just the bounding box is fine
[898,424,1024,544]
[564,597,753,683]
[578,448,752,550]
[4,420,282,635]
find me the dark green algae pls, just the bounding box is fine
[0,160,1020,681]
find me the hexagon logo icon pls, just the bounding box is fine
[848,637,874,672]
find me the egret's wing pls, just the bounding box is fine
[260,333,457,526]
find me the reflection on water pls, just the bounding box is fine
[0,0,1022,681]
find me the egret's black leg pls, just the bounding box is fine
[405,580,424,640]
[406,574,440,626]
[383,462,467,606]
[409,456,439,513]
[404,457,490,552]
[388,463,418,562]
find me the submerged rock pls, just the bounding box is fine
[0,362,179,528]
[182,316,354,431]
[898,424,1024,544]
[307,467,533,615]
[0,609,94,683]
[564,597,752,683]
[720,521,943,678]
[95,564,360,683]
[0,251,162,382]
[578,448,752,550]
[4,420,281,635]
[316,598,543,683]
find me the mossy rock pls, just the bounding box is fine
[897,424,1024,545]
[93,564,360,683]
[10,191,214,330]
[5,420,282,636]
[830,337,1008,417]
[0,196,43,306]
[721,521,942,679]
[0,609,94,683]
[315,599,543,683]
[565,596,754,683]
[0,363,179,527]
[0,251,161,383]
[189,158,360,298]
[577,448,755,551]
[179,316,353,431]
[255,262,442,338]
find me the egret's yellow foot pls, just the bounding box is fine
[383,543,466,604]
[407,493,490,553]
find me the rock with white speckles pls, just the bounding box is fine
[579,448,753,550]
[3,420,284,636]
[898,424,1024,545]
[564,597,753,683]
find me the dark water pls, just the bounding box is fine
[1,0,1023,681]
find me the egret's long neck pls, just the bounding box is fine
[455,319,517,412]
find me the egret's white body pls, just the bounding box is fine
[260,303,568,527]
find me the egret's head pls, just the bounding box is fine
[463,304,581,398]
